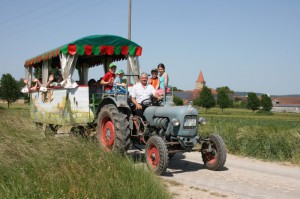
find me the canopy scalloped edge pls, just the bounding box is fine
[24,35,142,67]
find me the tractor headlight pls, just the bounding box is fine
[183,115,197,129]
[198,117,206,125]
[171,118,180,126]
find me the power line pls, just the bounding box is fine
[0,0,59,25]
[0,0,83,32]
[0,0,108,40]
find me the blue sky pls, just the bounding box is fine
[0,0,299,95]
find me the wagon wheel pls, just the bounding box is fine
[145,136,168,175]
[201,134,227,170]
[97,104,130,153]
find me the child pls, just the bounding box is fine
[149,68,159,90]
[157,63,170,95]
[101,62,117,94]
[114,69,126,94]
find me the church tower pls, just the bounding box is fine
[196,71,206,89]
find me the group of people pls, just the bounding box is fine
[96,62,169,120]
[22,72,63,93]
[98,62,169,96]
[148,63,169,95]
[100,62,126,94]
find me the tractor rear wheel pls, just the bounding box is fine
[201,134,227,171]
[97,104,130,153]
[145,136,168,175]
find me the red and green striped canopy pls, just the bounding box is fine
[24,35,142,67]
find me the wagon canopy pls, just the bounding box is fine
[24,34,142,68]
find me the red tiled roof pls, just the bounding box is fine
[271,97,300,105]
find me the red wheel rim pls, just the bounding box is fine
[100,116,115,151]
[207,154,217,164]
[206,143,217,164]
[203,143,217,165]
[147,144,160,169]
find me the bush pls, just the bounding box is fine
[173,95,183,105]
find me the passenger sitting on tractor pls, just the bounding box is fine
[101,62,116,94]
[130,72,161,120]
[149,68,159,90]
[114,69,126,94]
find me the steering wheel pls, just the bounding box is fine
[150,95,162,106]
[141,98,152,107]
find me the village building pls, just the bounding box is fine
[174,71,300,112]
[174,71,217,104]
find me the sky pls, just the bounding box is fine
[0,0,299,95]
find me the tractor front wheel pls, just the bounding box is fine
[145,136,168,175]
[201,134,227,171]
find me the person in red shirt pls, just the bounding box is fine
[101,62,117,93]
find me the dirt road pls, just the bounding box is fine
[162,153,300,199]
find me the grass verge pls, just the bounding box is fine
[0,106,171,199]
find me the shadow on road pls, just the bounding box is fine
[166,153,228,176]
[127,147,228,176]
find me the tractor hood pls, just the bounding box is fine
[144,105,199,127]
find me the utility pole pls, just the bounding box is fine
[127,0,132,84]
[128,0,132,40]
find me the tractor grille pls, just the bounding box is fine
[183,115,197,129]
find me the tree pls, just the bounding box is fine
[261,94,273,112]
[194,86,215,113]
[216,86,234,94]
[217,89,232,112]
[173,95,183,105]
[0,74,20,108]
[172,87,183,91]
[233,96,247,108]
[246,92,260,112]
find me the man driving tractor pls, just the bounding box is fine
[130,72,162,120]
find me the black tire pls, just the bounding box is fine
[145,136,168,175]
[96,104,131,153]
[201,134,227,171]
[168,153,175,159]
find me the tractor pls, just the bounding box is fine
[22,34,226,175]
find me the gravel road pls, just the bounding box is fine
[162,152,300,199]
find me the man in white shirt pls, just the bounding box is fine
[130,72,161,120]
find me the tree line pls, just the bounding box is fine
[191,86,273,113]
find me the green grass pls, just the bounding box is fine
[197,107,300,164]
[0,105,171,199]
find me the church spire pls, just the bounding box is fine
[196,71,206,89]
[196,71,205,83]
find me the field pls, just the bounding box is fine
[0,104,171,199]
[198,107,300,164]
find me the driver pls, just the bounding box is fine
[130,72,161,120]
